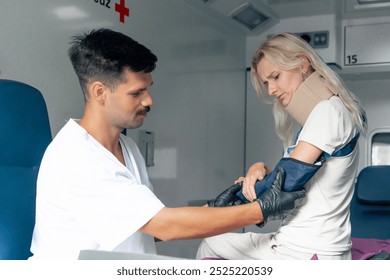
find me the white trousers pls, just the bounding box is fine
[196,232,351,260]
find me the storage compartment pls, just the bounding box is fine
[344,22,390,67]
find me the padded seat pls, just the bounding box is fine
[350,165,390,239]
[0,79,51,259]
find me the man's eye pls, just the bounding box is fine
[130,92,140,97]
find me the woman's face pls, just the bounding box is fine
[256,57,305,107]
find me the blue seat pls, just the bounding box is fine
[350,165,390,239]
[0,79,51,259]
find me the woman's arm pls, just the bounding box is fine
[289,140,323,164]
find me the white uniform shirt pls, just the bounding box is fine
[276,96,359,256]
[30,119,165,259]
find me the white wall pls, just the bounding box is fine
[345,77,390,168]
[0,0,246,259]
[246,14,339,67]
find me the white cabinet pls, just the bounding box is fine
[344,22,390,67]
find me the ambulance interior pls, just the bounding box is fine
[0,0,390,260]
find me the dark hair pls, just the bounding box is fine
[68,28,157,98]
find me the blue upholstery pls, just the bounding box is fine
[0,79,51,259]
[350,165,390,239]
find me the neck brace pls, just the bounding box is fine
[285,71,335,126]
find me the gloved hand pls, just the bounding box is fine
[256,167,306,227]
[207,183,243,207]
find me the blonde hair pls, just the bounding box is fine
[251,32,366,148]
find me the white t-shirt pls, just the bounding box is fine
[275,96,359,256]
[29,119,165,259]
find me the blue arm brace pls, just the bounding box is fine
[236,157,321,203]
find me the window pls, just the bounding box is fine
[369,128,390,165]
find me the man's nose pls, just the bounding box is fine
[141,91,154,107]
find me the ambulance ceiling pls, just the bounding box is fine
[181,0,390,35]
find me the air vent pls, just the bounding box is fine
[201,0,216,4]
[231,3,270,30]
[185,0,279,35]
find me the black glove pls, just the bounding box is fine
[207,183,243,207]
[256,167,306,227]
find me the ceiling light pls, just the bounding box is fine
[357,0,390,4]
[53,6,89,20]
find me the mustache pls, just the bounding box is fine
[137,106,151,115]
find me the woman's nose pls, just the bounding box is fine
[268,82,277,96]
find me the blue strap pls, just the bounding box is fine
[290,128,360,161]
[322,133,360,160]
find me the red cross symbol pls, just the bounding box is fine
[115,0,130,23]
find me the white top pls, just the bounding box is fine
[276,96,359,256]
[30,119,165,259]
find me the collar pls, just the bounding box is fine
[285,71,335,126]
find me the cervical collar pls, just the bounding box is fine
[285,71,335,126]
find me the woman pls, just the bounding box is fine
[197,32,366,260]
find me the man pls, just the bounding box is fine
[29,29,304,259]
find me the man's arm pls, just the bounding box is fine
[141,168,305,240]
[140,202,262,241]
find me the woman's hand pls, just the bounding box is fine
[235,162,270,202]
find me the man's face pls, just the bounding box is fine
[105,69,154,130]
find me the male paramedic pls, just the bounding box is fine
[29,28,305,259]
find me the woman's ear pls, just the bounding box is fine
[299,55,311,74]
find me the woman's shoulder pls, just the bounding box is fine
[311,96,351,121]
[300,96,357,153]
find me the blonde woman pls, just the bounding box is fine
[198,33,366,260]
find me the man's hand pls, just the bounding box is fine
[207,183,242,207]
[256,167,306,227]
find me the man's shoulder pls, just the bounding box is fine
[43,119,88,160]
